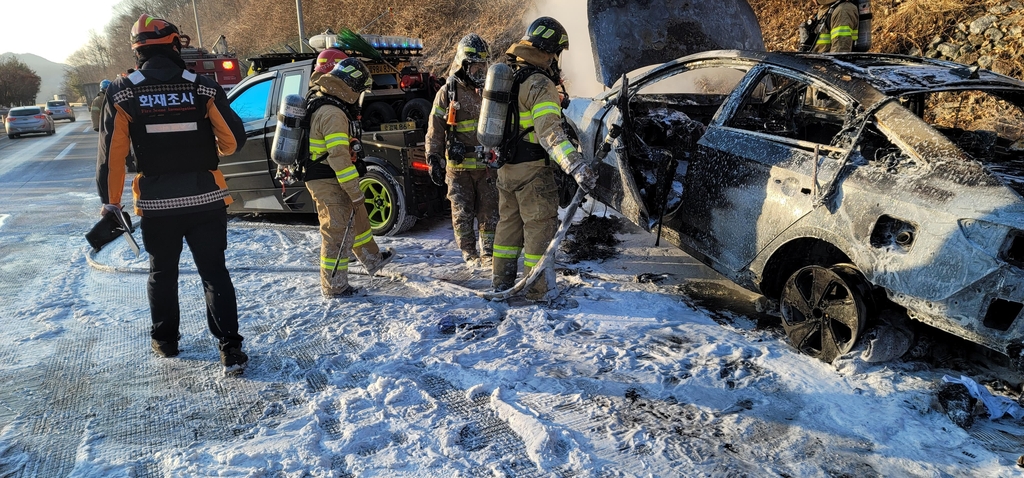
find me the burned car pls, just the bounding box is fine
[564,50,1024,365]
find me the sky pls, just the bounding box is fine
[0,120,1022,475]
[0,0,123,64]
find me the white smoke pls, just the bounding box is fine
[526,0,607,97]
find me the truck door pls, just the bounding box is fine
[223,71,277,192]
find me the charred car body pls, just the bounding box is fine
[565,50,1024,364]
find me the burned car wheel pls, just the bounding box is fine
[359,164,416,236]
[780,264,870,363]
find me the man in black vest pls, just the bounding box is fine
[97,14,249,374]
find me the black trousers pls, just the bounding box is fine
[140,207,242,347]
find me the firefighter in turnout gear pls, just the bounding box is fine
[805,0,859,53]
[491,17,597,301]
[425,33,499,265]
[304,58,395,297]
[97,14,250,372]
[91,79,110,131]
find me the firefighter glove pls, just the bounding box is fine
[567,153,597,192]
[427,153,446,187]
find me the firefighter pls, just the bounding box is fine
[304,58,395,297]
[802,0,859,53]
[492,17,597,301]
[97,14,249,372]
[425,33,499,265]
[90,79,110,131]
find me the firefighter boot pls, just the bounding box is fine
[492,256,518,292]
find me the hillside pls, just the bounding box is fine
[0,52,66,104]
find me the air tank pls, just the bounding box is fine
[270,94,306,165]
[477,62,514,149]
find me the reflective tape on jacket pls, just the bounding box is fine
[432,105,446,118]
[309,138,327,157]
[551,140,576,169]
[517,112,538,143]
[453,119,477,133]
[324,132,350,149]
[335,165,359,184]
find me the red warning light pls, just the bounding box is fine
[222,60,235,70]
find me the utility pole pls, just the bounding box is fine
[296,0,306,53]
[191,0,204,48]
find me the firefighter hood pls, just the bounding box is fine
[312,73,361,105]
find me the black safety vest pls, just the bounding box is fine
[117,69,219,175]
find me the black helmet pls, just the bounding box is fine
[522,17,568,54]
[450,33,490,86]
[329,58,374,93]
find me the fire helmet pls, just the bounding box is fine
[329,58,374,93]
[522,17,569,54]
[450,33,490,87]
[315,48,349,75]
[130,14,181,50]
[100,79,111,90]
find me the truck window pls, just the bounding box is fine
[281,72,303,103]
[230,79,272,123]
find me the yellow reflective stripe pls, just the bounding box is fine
[324,132,350,149]
[353,229,373,248]
[336,166,358,183]
[831,26,853,38]
[523,253,543,267]
[552,140,575,167]
[493,245,521,259]
[454,119,477,132]
[449,158,485,169]
[321,256,349,270]
[817,33,832,45]
[432,105,446,117]
[309,138,327,156]
[531,101,561,119]
[526,132,538,143]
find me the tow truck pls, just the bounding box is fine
[219,31,447,236]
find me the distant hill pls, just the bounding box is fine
[0,53,67,105]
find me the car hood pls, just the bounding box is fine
[587,0,763,87]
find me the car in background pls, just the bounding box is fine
[5,106,55,138]
[564,50,1024,367]
[44,100,75,122]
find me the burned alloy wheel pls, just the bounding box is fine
[779,264,870,363]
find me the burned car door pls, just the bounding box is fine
[581,61,752,235]
[671,65,856,273]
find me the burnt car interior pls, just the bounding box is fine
[620,66,745,217]
[727,70,849,146]
[898,89,1024,193]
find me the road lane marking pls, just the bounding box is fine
[54,143,76,160]
[82,126,93,133]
